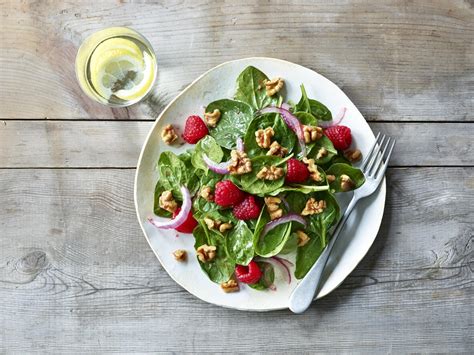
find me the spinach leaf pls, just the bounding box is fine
[156,151,199,199]
[193,224,235,283]
[192,172,222,216]
[279,232,298,254]
[306,135,338,165]
[268,184,329,196]
[249,261,275,290]
[206,99,254,149]
[254,209,293,257]
[235,155,290,195]
[191,136,224,172]
[326,163,365,192]
[295,191,340,278]
[294,84,332,121]
[244,113,296,158]
[234,66,279,110]
[226,220,255,266]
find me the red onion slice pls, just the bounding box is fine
[280,103,291,111]
[261,213,307,239]
[203,154,231,174]
[259,106,306,156]
[236,137,245,152]
[319,107,347,128]
[270,256,292,284]
[148,186,191,230]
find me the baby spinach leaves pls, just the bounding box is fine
[306,135,338,165]
[295,191,340,278]
[244,113,297,158]
[191,135,224,172]
[294,84,332,121]
[234,66,279,110]
[326,163,365,192]
[206,99,254,150]
[154,151,200,215]
[253,209,293,257]
[235,155,290,195]
[193,224,235,283]
[226,220,255,266]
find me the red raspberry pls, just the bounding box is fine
[182,115,209,144]
[324,125,352,150]
[285,158,310,183]
[235,260,262,284]
[232,195,261,220]
[172,208,198,233]
[214,180,245,207]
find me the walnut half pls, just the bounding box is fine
[255,127,274,149]
[303,125,323,143]
[302,158,323,182]
[173,249,187,262]
[228,150,252,175]
[344,149,362,163]
[161,124,178,145]
[196,245,217,263]
[266,141,288,157]
[264,77,284,97]
[200,186,214,201]
[221,279,239,293]
[340,174,355,191]
[264,197,283,220]
[301,198,326,216]
[296,230,310,247]
[204,109,221,128]
[159,190,178,213]
[256,165,284,181]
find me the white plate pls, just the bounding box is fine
[134,57,385,311]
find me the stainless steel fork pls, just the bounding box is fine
[289,133,396,314]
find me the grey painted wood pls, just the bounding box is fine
[0,0,472,121]
[0,168,472,353]
[1,121,473,168]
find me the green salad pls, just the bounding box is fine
[150,66,365,293]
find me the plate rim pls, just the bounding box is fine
[134,56,386,311]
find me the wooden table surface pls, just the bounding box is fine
[1,1,473,353]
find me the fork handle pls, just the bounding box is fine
[289,197,359,314]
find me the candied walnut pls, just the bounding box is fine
[296,230,310,247]
[340,174,355,192]
[264,77,284,96]
[204,217,221,230]
[257,166,284,181]
[219,222,233,233]
[200,186,214,201]
[301,198,326,216]
[344,149,362,163]
[303,125,323,143]
[159,190,178,213]
[204,109,221,128]
[228,150,252,175]
[161,124,178,145]
[316,147,328,160]
[196,244,216,263]
[173,249,187,262]
[221,279,239,293]
[266,141,288,157]
[255,127,274,149]
[326,174,336,183]
[264,197,283,220]
[302,158,323,182]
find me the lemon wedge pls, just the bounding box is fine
[89,38,155,102]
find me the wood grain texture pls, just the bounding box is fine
[1,120,472,168]
[0,0,472,121]
[0,168,472,353]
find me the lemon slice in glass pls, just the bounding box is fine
[89,39,155,102]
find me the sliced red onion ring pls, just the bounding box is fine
[148,186,191,230]
[278,195,290,210]
[259,106,306,156]
[272,255,294,268]
[261,213,307,239]
[280,103,291,111]
[236,137,245,152]
[203,154,231,174]
[270,256,292,284]
[319,107,347,128]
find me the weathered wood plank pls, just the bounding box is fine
[0,121,472,167]
[0,168,472,353]
[0,0,472,121]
